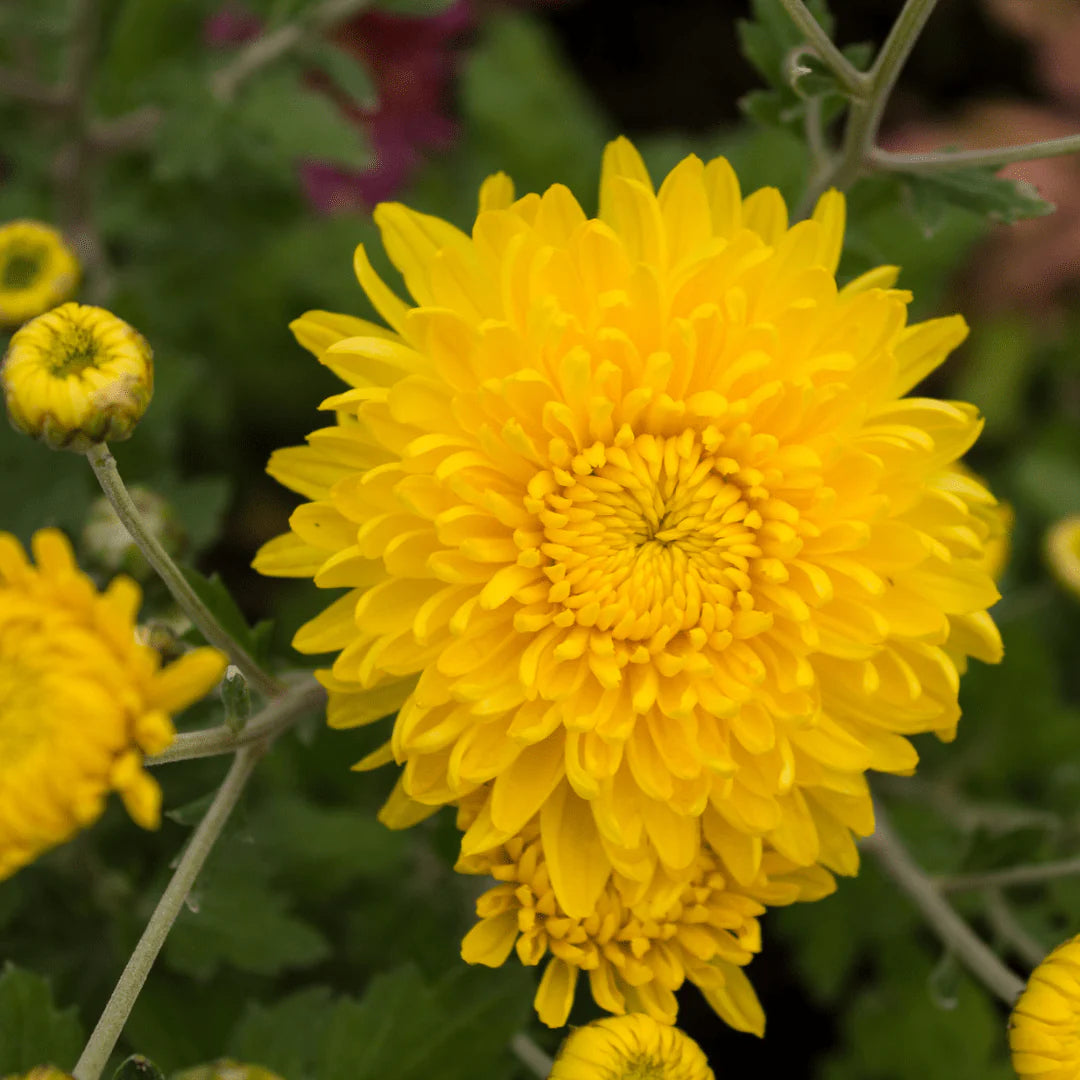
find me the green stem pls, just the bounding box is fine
[72,746,264,1080]
[936,855,1080,895]
[797,0,941,212]
[511,1034,554,1078]
[86,444,284,701]
[985,889,1047,969]
[778,0,870,97]
[863,803,1026,1005]
[147,674,325,765]
[872,134,1080,174]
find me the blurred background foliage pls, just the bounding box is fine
[3,0,1080,1077]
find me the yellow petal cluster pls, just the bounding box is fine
[1010,933,1080,1080]
[0,528,226,879]
[255,137,1003,922]
[0,220,79,329]
[2,303,153,451]
[1,1070,74,1080]
[550,1014,713,1080]
[456,802,832,1029]
[1046,515,1080,601]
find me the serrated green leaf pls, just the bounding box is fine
[0,964,83,1073]
[300,40,378,109]
[229,987,335,1079]
[114,1054,166,1080]
[904,168,1055,234]
[737,0,835,88]
[164,844,329,979]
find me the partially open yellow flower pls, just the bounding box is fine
[0,528,226,879]
[0,220,79,329]
[457,804,833,1029]
[2,302,152,451]
[1010,933,1080,1080]
[1046,515,1080,600]
[550,1014,714,1080]
[256,136,1003,918]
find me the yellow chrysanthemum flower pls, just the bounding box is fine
[0,528,226,879]
[457,803,833,1029]
[0,220,79,329]
[1010,933,1080,1080]
[550,1014,714,1080]
[2,302,153,451]
[1046,515,1080,601]
[255,137,1003,918]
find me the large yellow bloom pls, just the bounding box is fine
[255,137,1003,918]
[550,1014,714,1080]
[0,220,79,329]
[1010,933,1080,1080]
[0,528,226,879]
[457,804,833,1029]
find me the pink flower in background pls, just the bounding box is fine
[303,2,473,211]
[205,4,261,47]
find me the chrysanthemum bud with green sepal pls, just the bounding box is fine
[1,302,152,451]
[221,665,252,733]
[0,220,79,329]
[1046,515,1080,601]
[550,1014,714,1080]
[81,487,185,580]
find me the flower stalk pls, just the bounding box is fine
[73,745,265,1080]
[86,444,284,701]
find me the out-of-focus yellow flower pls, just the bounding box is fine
[1010,933,1080,1080]
[0,528,226,880]
[1,302,152,451]
[0,220,79,329]
[550,1014,714,1080]
[256,136,1003,919]
[173,1062,285,1080]
[2,1069,74,1080]
[1046,515,1080,600]
[456,806,832,1029]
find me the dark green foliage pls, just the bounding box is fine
[0,965,84,1073]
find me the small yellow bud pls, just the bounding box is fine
[2,1068,76,1080]
[1047,515,1080,601]
[0,220,79,328]
[172,1062,285,1080]
[1,302,153,451]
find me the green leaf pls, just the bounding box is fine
[318,963,533,1080]
[236,69,371,171]
[904,168,1055,233]
[300,40,378,109]
[164,844,329,979]
[179,565,265,661]
[738,0,835,88]
[113,1055,166,1080]
[230,987,336,1080]
[0,964,83,1073]
[165,790,219,827]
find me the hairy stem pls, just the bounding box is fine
[872,134,1080,174]
[863,803,1026,1005]
[778,0,869,97]
[86,444,284,700]
[937,855,1080,895]
[73,746,264,1080]
[148,674,325,765]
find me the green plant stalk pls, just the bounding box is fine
[73,746,265,1080]
[147,673,325,765]
[511,1034,555,1078]
[86,444,284,700]
[777,0,870,97]
[872,134,1080,173]
[937,854,1080,895]
[864,803,1026,1005]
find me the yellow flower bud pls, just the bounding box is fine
[0,220,79,329]
[1010,933,1080,1080]
[2,1068,75,1080]
[1046,515,1080,601]
[172,1062,285,1080]
[1,302,153,451]
[550,1014,714,1080]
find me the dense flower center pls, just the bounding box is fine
[1,246,46,290]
